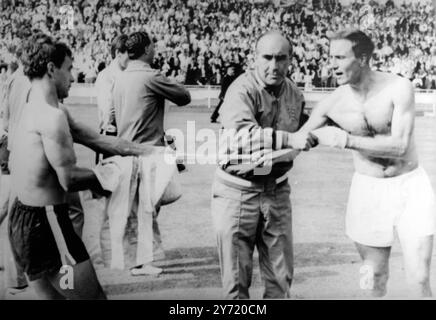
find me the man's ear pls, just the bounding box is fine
[253,53,259,66]
[360,54,368,66]
[47,61,55,78]
[144,44,151,55]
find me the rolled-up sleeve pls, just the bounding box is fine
[148,73,191,106]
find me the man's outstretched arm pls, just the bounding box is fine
[149,73,191,106]
[299,91,334,133]
[311,79,415,159]
[60,106,155,157]
[41,110,108,195]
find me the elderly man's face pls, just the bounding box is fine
[255,34,291,87]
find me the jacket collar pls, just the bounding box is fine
[125,60,153,72]
[107,59,123,77]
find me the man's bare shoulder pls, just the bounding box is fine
[29,103,70,136]
[392,74,413,92]
[377,71,413,92]
[95,67,110,85]
[379,73,415,111]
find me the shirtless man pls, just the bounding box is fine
[7,35,112,299]
[300,30,436,297]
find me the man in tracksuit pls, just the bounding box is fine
[211,31,316,299]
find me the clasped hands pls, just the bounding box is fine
[289,126,349,151]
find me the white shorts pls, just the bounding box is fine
[346,167,436,247]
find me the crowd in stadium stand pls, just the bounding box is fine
[0,0,435,89]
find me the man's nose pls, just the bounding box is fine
[268,58,279,69]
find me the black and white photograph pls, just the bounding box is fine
[0,0,436,305]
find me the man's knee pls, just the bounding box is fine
[405,269,432,297]
[360,263,389,295]
[51,260,106,300]
[373,268,389,285]
[406,269,430,287]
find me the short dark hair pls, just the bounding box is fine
[329,29,375,62]
[21,33,72,80]
[126,31,151,60]
[110,34,128,59]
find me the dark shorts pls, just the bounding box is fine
[8,200,90,281]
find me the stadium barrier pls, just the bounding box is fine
[64,83,436,116]
[2,81,434,116]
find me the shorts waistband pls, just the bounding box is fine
[354,166,423,182]
[215,167,288,190]
[15,199,68,212]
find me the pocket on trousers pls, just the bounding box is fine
[211,182,243,234]
[212,181,242,201]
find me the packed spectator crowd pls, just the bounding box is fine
[0,0,435,89]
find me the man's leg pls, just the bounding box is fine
[354,243,391,297]
[0,172,9,226]
[30,276,65,300]
[211,180,258,299]
[152,214,166,261]
[395,166,436,297]
[3,233,28,290]
[2,191,28,291]
[79,191,108,268]
[65,192,84,238]
[210,100,223,122]
[100,214,111,267]
[31,260,106,300]
[0,171,10,272]
[130,178,163,275]
[397,234,433,297]
[257,182,293,299]
[152,205,165,261]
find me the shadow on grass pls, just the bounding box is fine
[104,242,401,295]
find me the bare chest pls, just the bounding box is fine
[327,91,394,136]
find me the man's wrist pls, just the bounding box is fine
[285,132,293,148]
[286,131,305,149]
[274,130,291,149]
[345,133,353,149]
